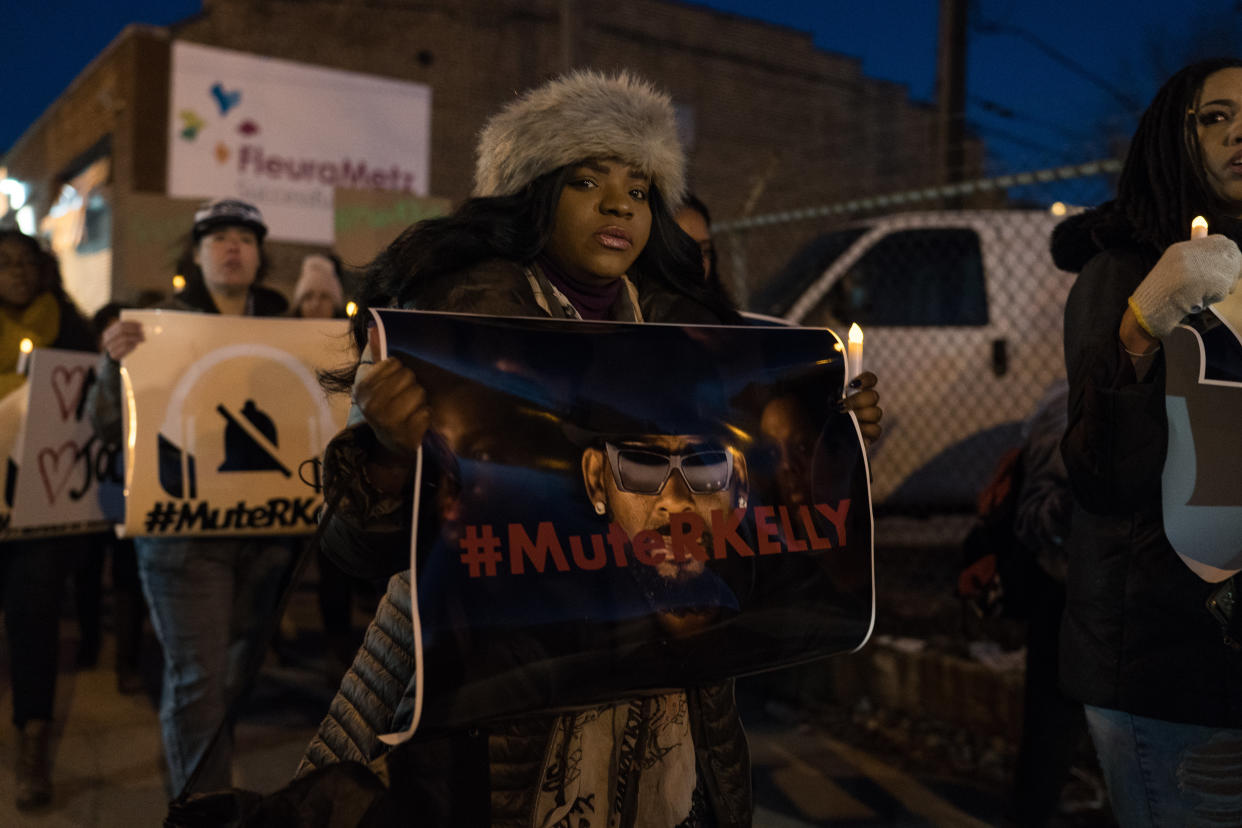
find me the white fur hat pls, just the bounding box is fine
[473,70,686,207]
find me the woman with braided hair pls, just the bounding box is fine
[1052,58,1242,825]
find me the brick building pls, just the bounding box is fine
[3,0,982,310]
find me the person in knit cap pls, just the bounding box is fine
[87,197,293,801]
[291,71,881,826]
[291,253,346,320]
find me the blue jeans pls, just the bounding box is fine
[1085,704,1242,827]
[136,537,292,796]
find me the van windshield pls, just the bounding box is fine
[749,227,869,317]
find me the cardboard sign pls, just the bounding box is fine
[0,383,29,537]
[121,310,353,537]
[1,349,118,539]
[1163,290,1242,578]
[370,309,875,729]
[167,41,432,244]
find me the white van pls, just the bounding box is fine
[748,210,1073,512]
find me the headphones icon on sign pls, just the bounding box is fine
[149,344,336,500]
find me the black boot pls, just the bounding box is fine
[16,719,52,810]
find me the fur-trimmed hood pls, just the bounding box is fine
[473,70,687,207]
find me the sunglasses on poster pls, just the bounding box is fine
[604,442,734,495]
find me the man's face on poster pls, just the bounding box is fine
[582,434,747,582]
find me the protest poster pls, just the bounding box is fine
[0,382,28,537]
[369,308,875,730]
[2,349,119,539]
[121,310,353,537]
[1163,289,1242,579]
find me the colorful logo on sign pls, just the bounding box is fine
[178,80,259,146]
[210,82,242,114]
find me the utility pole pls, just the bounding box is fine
[937,0,969,204]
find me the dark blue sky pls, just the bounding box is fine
[2,1,1233,181]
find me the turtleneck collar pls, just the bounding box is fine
[536,254,623,321]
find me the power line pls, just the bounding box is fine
[972,19,1143,112]
[968,121,1076,158]
[968,95,1100,142]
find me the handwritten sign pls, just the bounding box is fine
[2,349,118,538]
[121,310,352,537]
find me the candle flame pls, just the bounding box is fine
[1191,216,1209,239]
[848,323,863,345]
[1050,201,1067,216]
[172,274,187,292]
[345,301,358,317]
[19,337,33,354]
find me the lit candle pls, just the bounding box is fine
[345,301,358,318]
[172,274,187,292]
[1191,215,1208,239]
[16,337,33,376]
[847,323,864,380]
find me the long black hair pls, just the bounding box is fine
[1114,57,1242,251]
[341,162,739,355]
[678,193,732,304]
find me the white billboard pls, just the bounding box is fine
[167,41,431,244]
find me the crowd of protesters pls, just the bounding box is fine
[1,56,1242,828]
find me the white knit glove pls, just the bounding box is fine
[1128,235,1242,338]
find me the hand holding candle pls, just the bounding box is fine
[1128,215,1242,338]
[847,323,864,381]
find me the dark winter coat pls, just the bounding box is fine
[302,258,753,826]
[1055,215,1242,726]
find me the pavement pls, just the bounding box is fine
[0,558,1114,827]
[0,631,335,827]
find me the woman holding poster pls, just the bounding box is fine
[89,199,293,799]
[297,71,881,826]
[0,230,94,810]
[1053,58,1242,825]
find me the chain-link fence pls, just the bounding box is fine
[710,158,1121,633]
[714,158,1120,542]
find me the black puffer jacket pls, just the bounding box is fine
[1054,211,1242,726]
[298,571,752,827]
[303,259,753,826]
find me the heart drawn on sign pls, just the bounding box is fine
[38,441,80,505]
[51,366,89,421]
